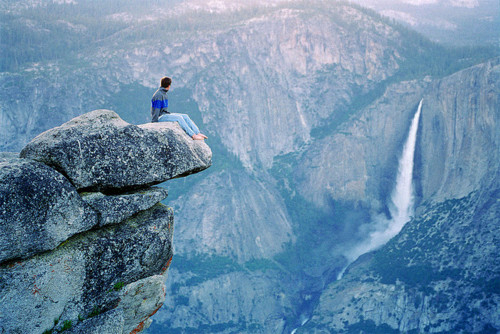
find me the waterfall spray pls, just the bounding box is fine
[339,100,423,277]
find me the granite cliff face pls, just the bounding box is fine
[0,110,212,333]
[418,60,499,202]
[296,58,500,333]
[1,1,498,333]
[296,58,499,211]
[152,58,499,333]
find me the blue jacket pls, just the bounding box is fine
[151,87,169,122]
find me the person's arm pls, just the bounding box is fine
[151,106,160,122]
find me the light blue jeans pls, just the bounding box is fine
[158,113,200,137]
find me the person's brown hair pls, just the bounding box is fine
[161,76,172,88]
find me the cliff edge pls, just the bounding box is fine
[0,110,212,334]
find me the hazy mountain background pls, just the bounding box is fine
[1,0,498,333]
[349,0,499,46]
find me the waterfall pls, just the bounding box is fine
[388,99,422,228]
[339,99,423,277]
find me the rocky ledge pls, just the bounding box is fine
[0,110,211,334]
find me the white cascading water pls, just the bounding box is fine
[387,99,422,232]
[339,99,423,277]
[294,102,424,331]
[293,102,423,331]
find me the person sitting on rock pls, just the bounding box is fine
[151,76,207,141]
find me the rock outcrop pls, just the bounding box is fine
[0,158,97,263]
[20,109,211,192]
[81,187,169,227]
[0,110,211,334]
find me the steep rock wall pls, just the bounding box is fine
[295,79,427,211]
[0,110,212,334]
[297,58,500,333]
[172,170,293,262]
[419,58,500,201]
[1,2,497,333]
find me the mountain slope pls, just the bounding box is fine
[299,189,500,333]
[0,1,498,333]
[349,0,500,46]
[297,58,500,333]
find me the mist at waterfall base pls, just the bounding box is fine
[340,100,423,276]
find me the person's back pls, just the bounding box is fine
[151,77,171,122]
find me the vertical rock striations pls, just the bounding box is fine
[0,110,212,334]
[297,58,500,333]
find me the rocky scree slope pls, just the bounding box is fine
[0,110,211,334]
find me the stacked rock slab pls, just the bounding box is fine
[20,109,211,192]
[0,110,212,334]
